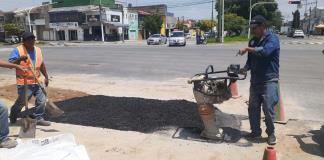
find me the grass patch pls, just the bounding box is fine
[224,35,248,43]
[207,35,248,44]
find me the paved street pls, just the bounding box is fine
[0,40,324,121]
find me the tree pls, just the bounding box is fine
[216,0,283,29]
[196,20,216,31]
[143,15,163,35]
[292,10,300,29]
[4,23,21,36]
[269,11,283,30]
[224,13,247,35]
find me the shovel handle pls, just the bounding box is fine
[24,77,29,111]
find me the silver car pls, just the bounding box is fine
[169,31,186,47]
[147,34,167,45]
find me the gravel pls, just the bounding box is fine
[50,95,204,133]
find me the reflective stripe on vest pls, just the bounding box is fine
[16,45,43,85]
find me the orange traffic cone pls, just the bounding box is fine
[262,146,277,160]
[274,82,287,124]
[229,81,241,99]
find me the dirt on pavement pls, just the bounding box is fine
[0,84,88,102]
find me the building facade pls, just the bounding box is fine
[129,4,176,39]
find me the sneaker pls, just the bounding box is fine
[267,134,277,145]
[37,119,51,126]
[245,132,262,140]
[0,138,18,149]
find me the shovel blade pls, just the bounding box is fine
[19,117,37,138]
[46,99,64,118]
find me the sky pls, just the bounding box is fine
[0,0,323,21]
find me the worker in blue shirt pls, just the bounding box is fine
[239,15,280,145]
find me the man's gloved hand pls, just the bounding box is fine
[239,68,248,75]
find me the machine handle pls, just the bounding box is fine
[204,65,214,78]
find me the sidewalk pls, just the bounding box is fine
[47,40,147,47]
[0,74,323,160]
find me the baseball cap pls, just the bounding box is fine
[22,32,35,41]
[250,15,266,27]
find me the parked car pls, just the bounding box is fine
[147,34,167,45]
[169,31,186,47]
[5,36,20,44]
[293,30,305,38]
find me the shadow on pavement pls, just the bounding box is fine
[47,95,244,144]
[289,125,324,157]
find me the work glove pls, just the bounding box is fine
[239,68,248,75]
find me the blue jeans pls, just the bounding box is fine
[248,82,279,136]
[11,85,46,120]
[0,101,9,141]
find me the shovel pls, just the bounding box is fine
[25,54,64,118]
[19,78,37,138]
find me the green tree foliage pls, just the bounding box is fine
[216,0,282,29]
[143,15,163,35]
[196,20,216,31]
[224,13,247,35]
[4,23,21,36]
[292,10,300,29]
[269,11,283,30]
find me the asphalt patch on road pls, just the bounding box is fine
[49,95,244,142]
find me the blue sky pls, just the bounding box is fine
[0,0,323,20]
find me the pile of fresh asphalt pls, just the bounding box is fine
[50,95,245,143]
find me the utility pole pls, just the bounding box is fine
[217,0,223,43]
[308,7,312,35]
[221,0,224,43]
[99,0,105,42]
[211,0,214,23]
[121,5,125,42]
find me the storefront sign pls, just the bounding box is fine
[49,22,79,29]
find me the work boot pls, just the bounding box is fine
[245,132,262,140]
[0,138,18,149]
[37,119,51,126]
[267,134,277,145]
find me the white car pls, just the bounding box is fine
[147,34,167,45]
[293,30,305,38]
[169,31,186,47]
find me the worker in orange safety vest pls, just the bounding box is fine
[8,32,51,126]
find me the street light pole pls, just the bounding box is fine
[248,1,278,39]
[100,0,105,42]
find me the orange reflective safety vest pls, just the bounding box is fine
[16,45,43,85]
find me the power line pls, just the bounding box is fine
[168,0,214,8]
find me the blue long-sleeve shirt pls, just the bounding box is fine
[244,31,280,84]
